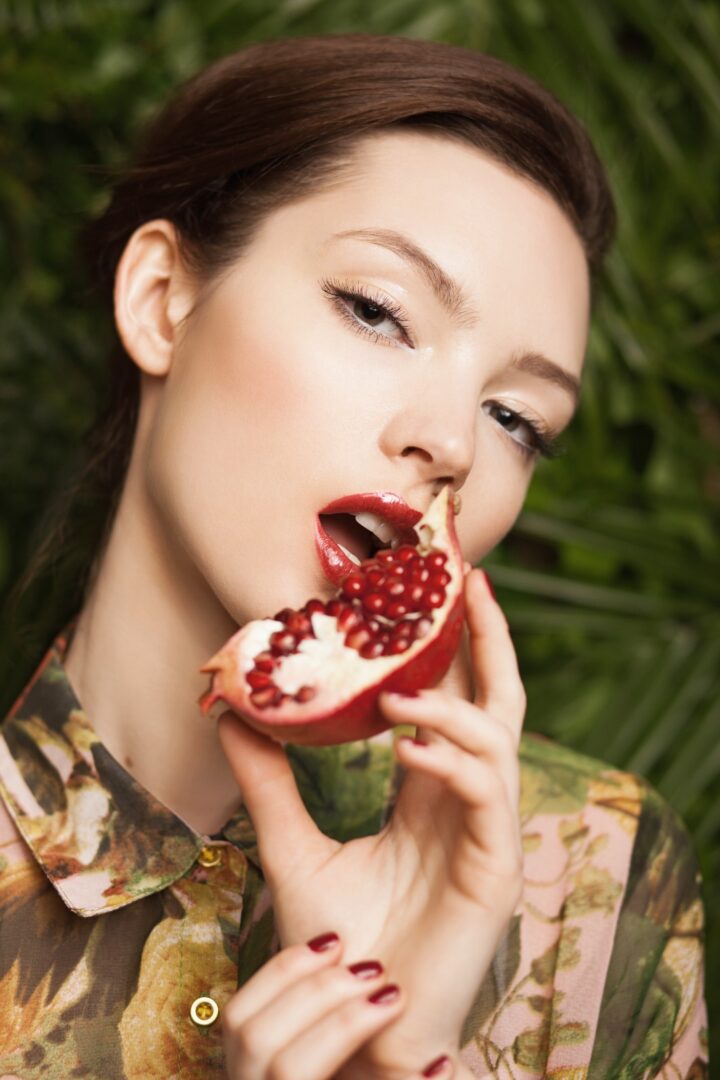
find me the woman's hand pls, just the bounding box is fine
[218,567,525,1078]
[222,932,443,1079]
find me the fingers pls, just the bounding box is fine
[380,691,519,806]
[222,934,406,1080]
[217,713,333,883]
[393,734,521,865]
[464,568,526,741]
[380,691,523,886]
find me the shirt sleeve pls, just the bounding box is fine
[587,780,709,1078]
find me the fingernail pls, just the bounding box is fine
[307,932,340,952]
[483,569,496,601]
[348,960,384,979]
[387,690,420,700]
[422,1055,452,1076]
[367,983,400,1005]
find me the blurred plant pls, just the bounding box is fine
[1,0,717,1061]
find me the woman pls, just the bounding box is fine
[0,33,708,1079]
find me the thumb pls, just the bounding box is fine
[217,711,332,883]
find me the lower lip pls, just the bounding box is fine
[315,517,360,588]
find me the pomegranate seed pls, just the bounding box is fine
[386,637,411,655]
[406,584,426,607]
[341,572,366,599]
[418,589,445,612]
[326,599,343,616]
[254,651,276,672]
[367,618,383,635]
[408,565,431,584]
[386,564,407,577]
[250,686,284,709]
[337,606,363,632]
[304,598,326,616]
[345,625,373,650]
[415,617,434,638]
[246,670,274,690]
[386,580,407,598]
[385,600,410,620]
[362,593,387,615]
[286,612,313,635]
[365,568,387,588]
[295,686,317,703]
[360,640,386,659]
[427,551,448,568]
[272,607,295,623]
[428,570,451,588]
[269,630,298,655]
[391,619,415,638]
[376,549,396,564]
[395,545,419,564]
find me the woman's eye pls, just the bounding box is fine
[483,402,558,460]
[320,278,412,344]
[349,297,401,337]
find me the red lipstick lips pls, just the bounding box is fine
[315,492,422,588]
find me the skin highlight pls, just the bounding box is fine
[63,129,590,834]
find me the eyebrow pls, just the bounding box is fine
[328,226,581,406]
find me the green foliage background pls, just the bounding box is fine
[1,0,718,1062]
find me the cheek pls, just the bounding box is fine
[458,454,532,561]
[172,289,335,461]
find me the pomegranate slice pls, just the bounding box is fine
[198,484,465,746]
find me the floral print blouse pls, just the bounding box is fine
[0,626,709,1079]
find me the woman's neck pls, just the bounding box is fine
[64,460,245,836]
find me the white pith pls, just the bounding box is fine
[242,612,399,697]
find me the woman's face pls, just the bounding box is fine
[133,131,589,627]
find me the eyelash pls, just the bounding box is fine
[320,276,565,462]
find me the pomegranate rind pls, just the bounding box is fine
[199,484,465,746]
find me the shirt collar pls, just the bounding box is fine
[0,625,401,917]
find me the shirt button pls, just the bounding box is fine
[198,845,222,868]
[190,996,220,1026]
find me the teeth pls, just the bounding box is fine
[352,511,399,547]
[337,542,362,567]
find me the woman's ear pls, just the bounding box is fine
[113,219,197,377]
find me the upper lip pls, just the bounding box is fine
[318,492,422,544]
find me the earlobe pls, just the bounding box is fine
[113,219,195,377]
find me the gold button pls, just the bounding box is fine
[198,845,222,868]
[190,996,219,1026]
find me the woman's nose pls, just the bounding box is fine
[394,407,476,491]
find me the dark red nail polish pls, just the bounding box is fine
[422,1055,451,1076]
[483,569,496,600]
[348,960,383,979]
[399,736,427,747]
[367,983,400,1005]
[307,932,339,952]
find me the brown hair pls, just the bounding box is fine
[7,31,616,647]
